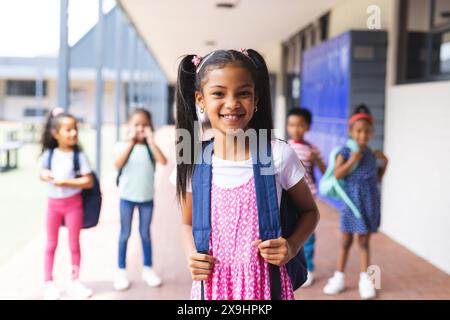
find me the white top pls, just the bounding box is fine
[114,142,155,203]
[169,139,305,206]
[40,148,92,199]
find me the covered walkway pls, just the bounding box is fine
[0,126,449,300]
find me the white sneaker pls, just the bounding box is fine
[323,271,345,295]
[67,280,93,299]
[113,269,131,291]
[142,267,162,287]
[359,273,376,299]
[44,281,61,300]
[301,271,315,288]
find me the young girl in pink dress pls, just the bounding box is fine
[173,49,320,300]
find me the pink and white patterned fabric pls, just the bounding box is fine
[191,176,294,300]
[288,139,323,196]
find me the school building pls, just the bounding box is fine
[117,0,449,274]
[0,0,448,277]
[0,7,169,129]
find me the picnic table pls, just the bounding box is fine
[0,141,22,172]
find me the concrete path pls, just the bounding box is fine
[0,125,449,300]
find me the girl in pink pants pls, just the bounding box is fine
[45,193,83,282]
[39,108,94,300]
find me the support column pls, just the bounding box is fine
[58,0,69,112]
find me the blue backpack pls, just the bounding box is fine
[47,148,102,229]
[192,139,308,299]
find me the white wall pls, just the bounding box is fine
[0,79,125,125]
[1,79,57,121]
[382,81,450,274]
[329,0,390,37]
[69,80,124,125]
[407,0,430,31]
[0,80,6,119]
[263,43,287,138]
[381,0,450,274]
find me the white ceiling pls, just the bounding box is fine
[119,0,337,82]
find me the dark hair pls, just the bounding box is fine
[40,110,79,154]
[350,103,372,126]
[352,103,371,116]
[175,49,274,200]
[129,107,154,131]
[287,107,312,126]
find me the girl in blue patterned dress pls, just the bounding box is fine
[323,104,388,299]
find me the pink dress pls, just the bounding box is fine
[191,176,294,300]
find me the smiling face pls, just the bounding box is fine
[52,116,78,148]
[195,64,257,135]
[349,119,373,148]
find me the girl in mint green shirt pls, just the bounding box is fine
[113,108,167,291]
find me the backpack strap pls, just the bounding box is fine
[250,141,281,241]
[251,140,283,300]
[116,144,133,186]
[46,148,54,170]
[73,148,81,178]
[192,140,214,301]
[192,139,284,299]
[117,143,156,186]
[144,143,156,168]
[319,142,361,219]
[192,140,213,254]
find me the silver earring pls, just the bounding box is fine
[254,105,258,113]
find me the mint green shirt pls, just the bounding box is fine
[115,142,155,203]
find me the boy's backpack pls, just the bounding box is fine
[116,143,155,187]
[47,148,102,229]
[191,139,308,300]
[318,139,361,219]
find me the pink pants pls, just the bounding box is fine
[45,193,83,282]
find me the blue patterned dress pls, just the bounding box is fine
[337,146,380,234]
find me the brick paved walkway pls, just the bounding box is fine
[0,126,448,300]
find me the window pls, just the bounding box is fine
[320,12,330,41]
[397,0,450,83]
[6,80,47,96]
[433,30,450,73]
[283,36,301,110]
[70,88,87,104]
[282,12,330,110]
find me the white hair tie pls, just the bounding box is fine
[196,51,216,74]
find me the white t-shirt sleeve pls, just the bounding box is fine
[169,167,192,193]
[169,169,176,186]
[78,152,92,175]
[274,140,305,190]
[39,150,50,169]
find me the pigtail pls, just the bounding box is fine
[246,49,274,144]
[40,110,59,154]
[175,55,200,201]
